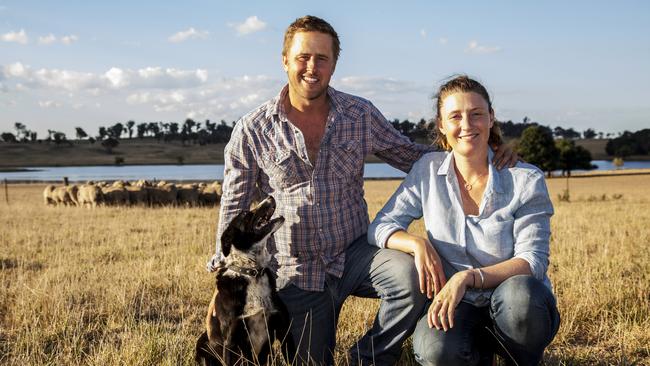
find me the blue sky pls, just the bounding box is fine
[1,0,648,138]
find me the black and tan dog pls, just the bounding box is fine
[195,196,293,366]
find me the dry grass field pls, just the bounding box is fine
[1,174,649,365]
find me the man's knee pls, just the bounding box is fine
[376,249,421,294]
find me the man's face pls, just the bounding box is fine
[283,31,336,102]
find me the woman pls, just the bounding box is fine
[368,76,560,365]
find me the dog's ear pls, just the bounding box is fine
[220,211,248,257]
[220,227,233,257]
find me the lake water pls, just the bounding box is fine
[1,160,649,182]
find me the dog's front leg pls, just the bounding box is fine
[270,296,296,364]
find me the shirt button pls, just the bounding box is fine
[319,229,323,232]
[316,202,320,206]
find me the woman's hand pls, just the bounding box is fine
[412,238,447,299]
[428,270,473,331]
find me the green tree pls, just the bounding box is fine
[555,139,593,177]
[98,127,108,141]
[1,132,18,143]
[101,137,119,154]
[517,126,559,176]
[126,120,135,139]
[75,127,88,141]
[583,128,597,139]
[52,131,69,145]
[14,122,26,140]
[108,123,125,139]
[136,123,147,139]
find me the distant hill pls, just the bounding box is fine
[0,139,227,168]
[1,137,648,168]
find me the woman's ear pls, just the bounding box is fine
[489,109,495,128]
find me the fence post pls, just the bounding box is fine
[3,179,8,205]
[63,177,69,186]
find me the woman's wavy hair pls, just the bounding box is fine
[432,75,503,151]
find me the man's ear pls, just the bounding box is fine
[282,55,289,72]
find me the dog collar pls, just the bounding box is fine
[228,265,265,278]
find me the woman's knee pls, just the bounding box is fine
[412,316,476,366]
[490,275,559,348]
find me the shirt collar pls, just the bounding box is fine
[436,148,504,194]
[267,85,344,121]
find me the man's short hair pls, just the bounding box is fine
[283,15,341,61]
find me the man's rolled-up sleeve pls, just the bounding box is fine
[512,171,554,281]
[368,104,434,173]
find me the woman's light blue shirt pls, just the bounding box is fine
[368,150,554,307]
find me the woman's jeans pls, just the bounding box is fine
[412,275,560,366]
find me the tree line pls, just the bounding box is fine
[1,118,648,174]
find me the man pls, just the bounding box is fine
[207,15,515,365]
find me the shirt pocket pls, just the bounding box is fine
[332,140,362,181]
[479,218,515,260]
[262,151,301,190]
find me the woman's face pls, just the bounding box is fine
[438,92,494,157]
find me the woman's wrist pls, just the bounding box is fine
[461,269,476,288]
[410,236,428,255]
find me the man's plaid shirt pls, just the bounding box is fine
[209,85,434,291]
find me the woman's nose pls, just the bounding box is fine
[460,114,471,128]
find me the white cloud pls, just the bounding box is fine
[60,35,79,45]
[4,62,29,78]
[1,29,28,44]
[465,40,501,54]
[231,16,266,35]
[439,37,448,45]
[104,67,129,88]
[37,33,78,45]
[334,76,428,96]
[168,27,209,43]
[2,62,209,92]
[38,100,62,108]
[38,34,57,45]
[420,29,427,38]
[125,74,280,120]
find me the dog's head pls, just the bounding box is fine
[220,196,285,257]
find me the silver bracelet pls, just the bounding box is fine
[476,268,485,290]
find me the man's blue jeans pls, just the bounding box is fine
[412,275,560,366]
[277,236,426,366]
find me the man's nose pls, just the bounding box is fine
[306,57,316,71]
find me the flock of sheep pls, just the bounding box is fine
[43,180,222,207]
